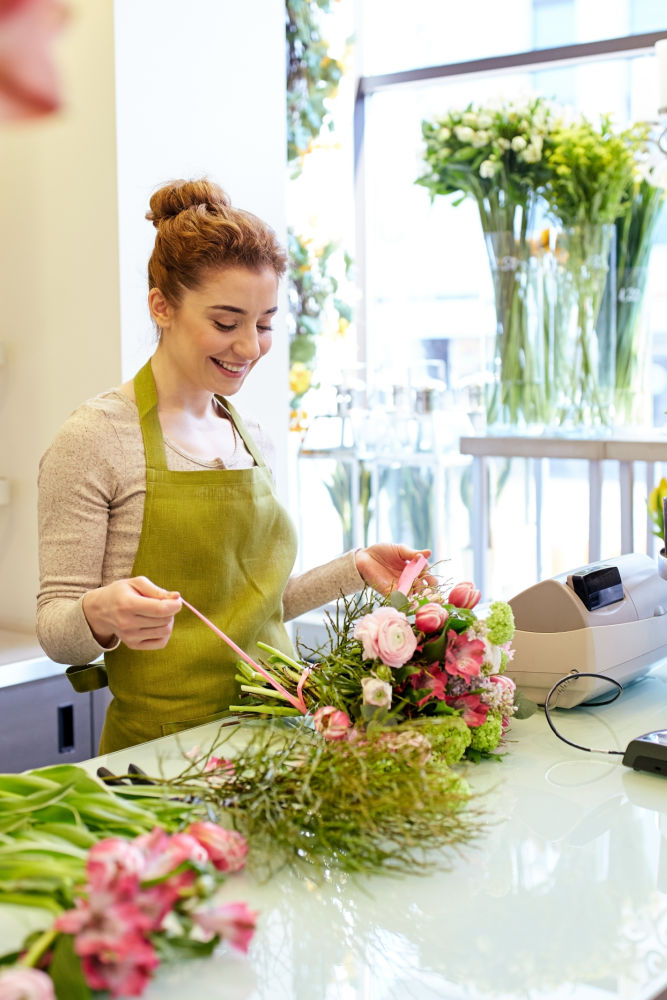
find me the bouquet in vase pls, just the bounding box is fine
[230,557,517,765]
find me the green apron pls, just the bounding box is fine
[96,361,298,753]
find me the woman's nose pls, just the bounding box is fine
[232,323,261,360]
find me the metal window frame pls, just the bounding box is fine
[353,29,667,368]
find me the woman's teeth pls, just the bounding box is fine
[212,358,245,374]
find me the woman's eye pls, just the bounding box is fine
[258,326,273,334]
[214,321,236,332]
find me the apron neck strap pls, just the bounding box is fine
[134,360,168,470]
[133,360,267,471]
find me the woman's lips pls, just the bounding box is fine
[211,357,248,378]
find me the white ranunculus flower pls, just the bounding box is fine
[454,125,476,143]
[479,159,498,179]
[471,129,490,147]
[511,135,527,152]
[462,111,478,127]
[361,677,393,709]
[437,126,451,140]
[521,143,541,163]
[496,137,511,151]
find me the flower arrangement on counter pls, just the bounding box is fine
[0,766,255,1000]
[417,96,665,430]
[230,556,517,765]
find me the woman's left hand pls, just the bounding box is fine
[354,544,434,596]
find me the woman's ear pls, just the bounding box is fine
[148,287,172,330]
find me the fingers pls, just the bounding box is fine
[83,577,183,650]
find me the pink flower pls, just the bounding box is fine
[85,837,145,893]
[0,0,66,122]
[415,602,448,634]
[410,663,448,707]
[79,936,159,998]
[55,898,154,946]
[353,607,418,668]
[313,706,351,740]
[448,582,481,609]
[490,673,516,696]
[135,828,208,882]
[0,967,55,1000]
[186,822,248,873]
[191,900,258,953]
[444,631,484,681]
[203,755,235,775]
[449,692,489,727]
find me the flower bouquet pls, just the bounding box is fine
[229,556,517,765]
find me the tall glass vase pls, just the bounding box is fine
[484,231,548,432]
[615,265,651,426]
[548,224,616,430]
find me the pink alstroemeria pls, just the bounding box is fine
[85,837,145,894]
[191,900,259,953]
[135,828,208,882]
[187,822,248,873]
[444,631,484,681]
[313,706,351,740]
[0,966,55,1000]
[448,582,481,609]
[79,935,160,999]
[55,898,154,945]
[449,692,489,727]
[410,663,448,707]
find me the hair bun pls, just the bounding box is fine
[146,179,231,227]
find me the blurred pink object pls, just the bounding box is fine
[448,581,481,609]
[0,0,67,121]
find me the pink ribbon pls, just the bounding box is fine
[396,554,428,596]
[181,598,307,714]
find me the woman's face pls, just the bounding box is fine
[152,266,279,398]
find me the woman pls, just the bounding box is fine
[37,178,430,753]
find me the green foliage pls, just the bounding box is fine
[142,721,484,878]
[286,0,344,177]
[323,461,373,549]
[542,116,644,228]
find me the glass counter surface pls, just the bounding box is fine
[9,663,667,1000]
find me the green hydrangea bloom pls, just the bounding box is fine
[420,715,472,765]
[485,601,515,646]
[469,711,503,754]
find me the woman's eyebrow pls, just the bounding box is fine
[209,305,278,315]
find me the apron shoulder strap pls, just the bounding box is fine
[133,360,168,471]
[216,396,267,468]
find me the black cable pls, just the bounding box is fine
[543,672,625,755]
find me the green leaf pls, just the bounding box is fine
[513,690,539,719]
[49,933,93,1000]
[422,632,447,662]
[389,591,410,612]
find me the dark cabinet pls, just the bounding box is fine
[0,674,110,772]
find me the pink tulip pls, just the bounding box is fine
[186,822,248,873]
[313,706,351,740]
[191,900,259,953]
[448,582,481,609]
[415,602,448,634]
[0,967,55,1000]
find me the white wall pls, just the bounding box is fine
[114,0,289,493]
[0,0,288,633]
[0,0,121,632]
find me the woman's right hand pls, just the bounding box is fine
[82,576,183,650]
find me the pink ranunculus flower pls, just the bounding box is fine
[448,581,481,609]
[0,967,55,1000]
[415,602,448,634]
[186,822,248,873]
[85,837,145,893]
[444,631,485,681]
[313,705,351,740]
[191,900,259,953]
[354,607,417,668]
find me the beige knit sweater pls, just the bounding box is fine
[37,389,363,666]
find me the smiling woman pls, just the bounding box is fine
[36,178,431,754]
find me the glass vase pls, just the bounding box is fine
[614,265,652,427]
[483,231,549,432]
[547,224,616,431]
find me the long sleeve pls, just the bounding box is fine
[282,550,364,622]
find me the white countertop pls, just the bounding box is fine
[88,663,667,999]
[5,664,667,999]
[0,628,67,687]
